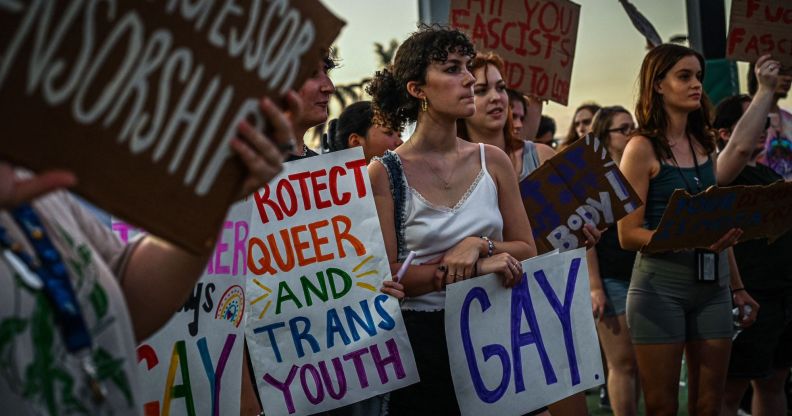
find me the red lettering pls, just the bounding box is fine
[487,17,502,49]
[329,166,351,205]
[254,186,283,224]
[288,171,312,210]
[745,35,760,54]
[523,0,541,26]
[276,179,298,216]
[760,33,774,52]
[542,32,560,59]
[472,14,489,45]
[727,27,746,55]
[451,9,470,30]
[747,0,760,18]
[345,159,368,198]
[538,2,559,32]
[310,169,331,209]
[501,21,517,51]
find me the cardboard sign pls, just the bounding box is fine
[727,0,792,67]
[0,1,345,255]
[520,135,642,254]
[244,148,418,416]
[643,181,792,253]
[445,248,603,416]
[112,201,249,416]
[448,0,580,105]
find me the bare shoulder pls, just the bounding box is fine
[367,158,390,191]
[480,142,513,168]
[622,135,661,175]
[623,135,655,156]
[534,142,556,164]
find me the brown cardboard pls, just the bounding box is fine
[520,136,642,254]
[643,181,792,253]
[449,0,580,105]
[726,0,792,67]
[0,1,345,255]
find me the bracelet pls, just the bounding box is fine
[480,236,495,257]
[731,287,745,294]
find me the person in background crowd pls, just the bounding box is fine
[368,26,536,415]
[618,44,758,416]
[748,59,792,180]
[715,55,792,416]
[458,50,602,416]
[0,92,296,414]
[507,89,543,143]
[560,103,601,150]
[535,115,557,147]
[587,106,639,416]
[323,100,403,162]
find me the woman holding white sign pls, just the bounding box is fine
[368,26,536,415]
[617,44,759,416]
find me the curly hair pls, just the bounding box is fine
[366,24,475,132]
[634,44,716,160]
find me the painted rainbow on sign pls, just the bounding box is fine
[215,285,245,327]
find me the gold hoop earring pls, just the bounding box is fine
[421,97,428,112]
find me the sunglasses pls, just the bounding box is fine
[607,124,635,136]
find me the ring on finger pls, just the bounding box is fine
[278,138,296,153]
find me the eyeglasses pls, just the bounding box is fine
[607,124,635,136]
[574,118,592,128]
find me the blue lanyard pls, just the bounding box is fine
[0,204,92,352]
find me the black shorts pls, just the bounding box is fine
[728,291,792,379]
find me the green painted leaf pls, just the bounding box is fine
[0,317,27,353]
[94,347,134,406]
[89,283,108,319]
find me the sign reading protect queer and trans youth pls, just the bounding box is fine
[245,148,418,415]
[0,1,344,255]
[520,135,642,254]
[445,248,603,416]
[113,201,249,416]
[449,0,580,105]
[727,0,792,67]
[643,181,792,253]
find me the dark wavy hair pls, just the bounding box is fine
[591,106,632,152]
[323,101,374,152]
[712,94,752,150]
[457,52,521,154]
[634,44,716,160]
[366,24,475,132]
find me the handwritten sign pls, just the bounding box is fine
[643,181,792,253]
[445,248,602,416]
[449,0,580,105]
[113,201,249,416]
[0,1,344,255]
[244,148,418,416]
[520,135,642,254]
[727,0,792,67]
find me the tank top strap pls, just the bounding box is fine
[478,143,486,171]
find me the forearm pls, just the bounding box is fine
[121,236,210,341]
[718,87,775,185]
[586,248,604,291]
[395,263,443,297]
[492,239,534,261]
[618,225,655,251]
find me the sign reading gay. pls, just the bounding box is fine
[445,248,603,416]
[113,201,250,416]
[245,148,418,416]
[727,0,792,67]
[643,181,792,253]
[520,135,642,254]
[0,1,344,255]
[449,0,580,105]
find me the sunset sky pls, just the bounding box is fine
[321,0,790,139]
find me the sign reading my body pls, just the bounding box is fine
[0,0,315,195]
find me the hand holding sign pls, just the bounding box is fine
[727,0,792,67]
[0,163,77,209]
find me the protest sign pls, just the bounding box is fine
[244,148,418,416]
[448,0,580,105]
[643,181,792,253]
[113,201,249,416]
[726,0,792,67]
[0,1,344,255]
[520,135,642,254]
[445,248,602,416]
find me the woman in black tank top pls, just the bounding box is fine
[617,44,757,416]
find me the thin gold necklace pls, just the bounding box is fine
[416,139,459,190]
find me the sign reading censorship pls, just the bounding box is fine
[245,148,418,416]
[445,249,603,416]
[520,135,642,254]
[727,0,792,66]
[449,0,580,105]
[0,1,344,254]
[644,181,792,253]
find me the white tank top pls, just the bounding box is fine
[396,143,504,311]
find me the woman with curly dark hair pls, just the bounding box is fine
[367,26,536,414]
[617,44,758,415]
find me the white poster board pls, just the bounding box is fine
[245,148,418,415]
[445,248,602,416]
